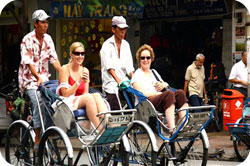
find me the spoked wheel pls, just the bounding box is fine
[172,133,208,166]
[38,127,73,166]
[87,145,122,166]
[126,123,157,165]
[5,121,35,165]
[207,91,223,132]
[233,139,249,161]
[232,118,250,162]
[213,107,223,132]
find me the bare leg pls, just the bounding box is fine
[77,93,101,130]
[91,93,112,125]
[177,103,188,128]
[91,93,109,114]
[34,127,41,145]
[165,104,175,132]
[178,103,188,122]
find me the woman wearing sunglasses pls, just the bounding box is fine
[57,41,108,131]
[131,44,188,134]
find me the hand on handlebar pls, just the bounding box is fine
[37,76,44,86]
[118,80,131,90]
[204,96,209,104]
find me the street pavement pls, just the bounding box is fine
[206,130,239,161]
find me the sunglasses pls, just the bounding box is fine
[140,56,151,60]
[73,51,85,56]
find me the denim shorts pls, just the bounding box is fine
[24,89,52,129]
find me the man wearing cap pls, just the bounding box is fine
[18,9,61,153]
[100,16,134,110]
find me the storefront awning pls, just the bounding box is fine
[50,0,144,19]
[143,0,228,20]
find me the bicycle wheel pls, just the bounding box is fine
[173,131,208,166]
[119,140,130,166]
[233,139,249,161]
[126,122,157,165]
[38,127,73,166]
[213,94,223,132]
[5,120,35,165]
[213,107,223,132]
[87,145,121,166]
[232,118,249,162]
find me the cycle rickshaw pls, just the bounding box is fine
[227,101,250,162]
[118,82,216,166]
[5,81,133,165]
[5,81,157,166]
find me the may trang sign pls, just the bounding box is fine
[50,1,144,18]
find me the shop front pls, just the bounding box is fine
[140,0,230,89]
[0,4,23,84]
[49,0,143,88]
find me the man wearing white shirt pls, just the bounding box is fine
[229,51,248,99]
[100,16,134,110]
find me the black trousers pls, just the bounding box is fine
[105,92,121,110]
[232,86,248,101]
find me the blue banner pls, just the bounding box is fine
[50,1,144,18]
[144,0,228,19]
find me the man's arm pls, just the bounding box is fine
[228,64,248,86]
[184,80,189,96]
[229,78,248,87]
[184,67,191,96]
[129,71,133,79]
[203,82,208,104]
[108,69,122,85]
[52,60,62,73]
[28,64,43,86]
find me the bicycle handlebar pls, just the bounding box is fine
[0,91,7,98]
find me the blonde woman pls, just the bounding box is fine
[57,41,108,131]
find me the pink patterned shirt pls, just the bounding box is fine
[18,30,58,94]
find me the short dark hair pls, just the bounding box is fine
[242,51,246,56]
[33,20,39,29]
[112,25,117,29]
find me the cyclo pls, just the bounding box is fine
[5,79,215,166]
[227,100,250,162]
[5,80,157,166]
[118,81,216,166]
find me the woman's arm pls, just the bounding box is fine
[82,67,89,94]
[133,82,161,98]
[155,81,168,92]
[152,69,169,92]
[59,65,79,97]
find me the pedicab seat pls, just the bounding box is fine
[73,108,87,117]
[44,80,87,118]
